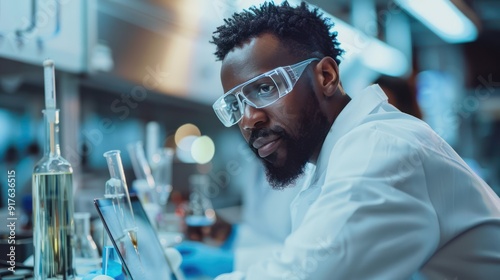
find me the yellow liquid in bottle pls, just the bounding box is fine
[33,172,75,280]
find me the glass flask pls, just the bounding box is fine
[32,60,75,279]
[101,246,124,278]
[73,212,100,275]
[184,174,216,241]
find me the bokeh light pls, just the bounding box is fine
[176,135,197,163]
[191,135,215,164]
[175,123,201,147]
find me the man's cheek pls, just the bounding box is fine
[275,102,301,122]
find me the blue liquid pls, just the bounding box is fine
[185,215,215,227]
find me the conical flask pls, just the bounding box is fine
[73,212,100,275]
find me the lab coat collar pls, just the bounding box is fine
[309,84,389,187]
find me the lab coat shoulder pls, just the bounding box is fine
[327,113,432,188]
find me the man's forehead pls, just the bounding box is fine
[220,33,296,87]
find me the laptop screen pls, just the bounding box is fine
[94,195,177,280]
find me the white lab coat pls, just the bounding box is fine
[216,85,500,280]
[233,163,314,272]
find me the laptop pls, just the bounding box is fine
[94,195,183,280]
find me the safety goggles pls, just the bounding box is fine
[213,58,319,127]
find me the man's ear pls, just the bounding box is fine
[315,57,339,97]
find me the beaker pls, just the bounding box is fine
[73,212,100,275]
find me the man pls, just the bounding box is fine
[209,1,500,279]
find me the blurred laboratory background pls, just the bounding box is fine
[0,0,499,223]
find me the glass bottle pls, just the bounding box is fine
[73,212,100,275]
[32,60,75,279]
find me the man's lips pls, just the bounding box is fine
[252,136,281,158]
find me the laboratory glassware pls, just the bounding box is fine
[33,59,75,279]
[73,212,100,275]
[127,141,156,203]
[146,121,161,170]
[153,147,174,209]
[103,150,140,257]
[184,174,216,241]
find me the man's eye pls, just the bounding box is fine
[229,101,239,112]
[258,84,276,96]
[224,95,239,112]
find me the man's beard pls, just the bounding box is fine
[249,99,331,190]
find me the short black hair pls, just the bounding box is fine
[211,1,344,64]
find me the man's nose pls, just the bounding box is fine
[240,103,267,131]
